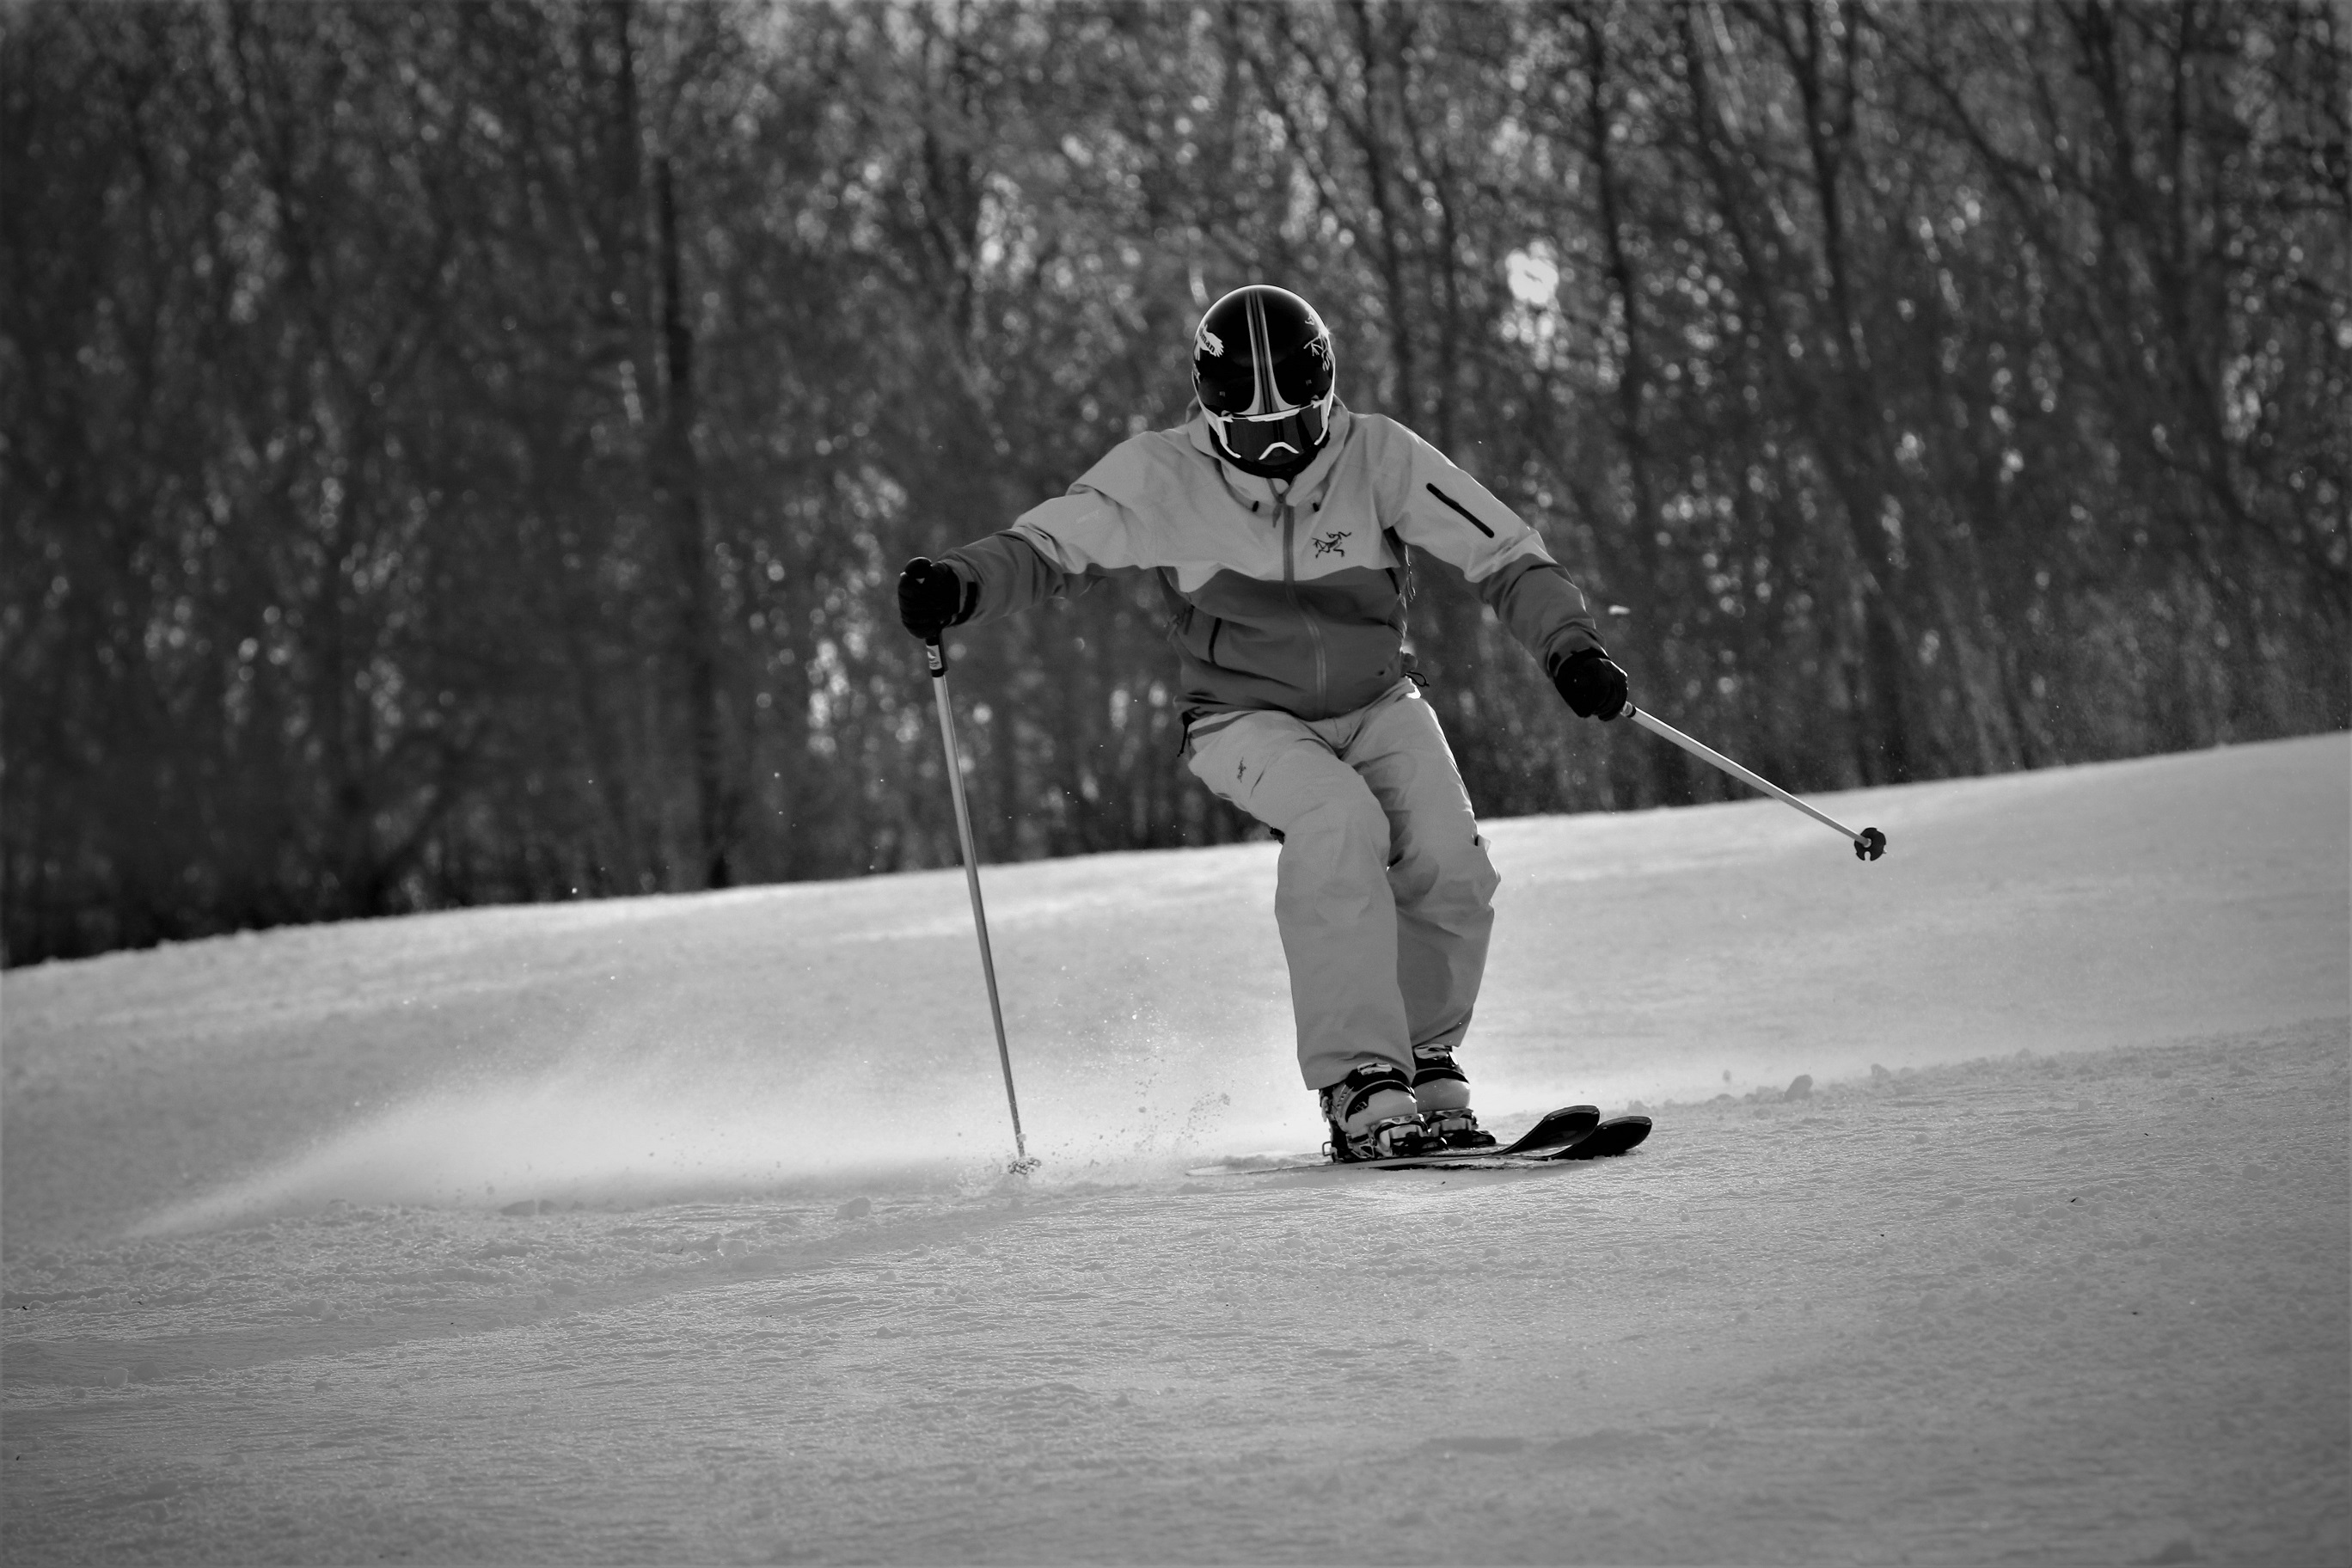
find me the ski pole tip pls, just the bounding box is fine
[1854,826,1887,862]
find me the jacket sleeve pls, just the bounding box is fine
[1379,422,1605,671]
[938,486,1150,628]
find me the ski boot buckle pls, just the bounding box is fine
[1420,1108,1498,1151]
[1329,1113,1440,1163]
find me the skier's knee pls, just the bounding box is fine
[1394,827,1498,910]
[1278,794,1393,922]
[1290,790,1391,865]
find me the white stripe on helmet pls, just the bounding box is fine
[1244,290,1297,417]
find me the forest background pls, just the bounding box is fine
[3,0,2344,966]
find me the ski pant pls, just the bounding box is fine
[1184,680,1499,1092]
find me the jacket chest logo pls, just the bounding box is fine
[1309,529,1351,558]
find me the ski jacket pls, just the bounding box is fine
[940,403,1603,725]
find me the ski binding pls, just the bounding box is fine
[1191,1105,1651,1176]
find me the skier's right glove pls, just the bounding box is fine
[1551,646,1629,721]
[897,557,975,641]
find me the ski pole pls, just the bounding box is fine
[925,638,1038,1171]
[1620,701,1888,861]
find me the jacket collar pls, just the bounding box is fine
[1185,401,1353,510]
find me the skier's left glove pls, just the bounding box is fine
[897,557,975,641]
[1550,646,1629,721]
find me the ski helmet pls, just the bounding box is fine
[1191,285,1336,475]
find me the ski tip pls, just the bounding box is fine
[1553,1114,1652,1161]
[1500,1105,1601,1155]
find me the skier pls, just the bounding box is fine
[896,285,1630,1161]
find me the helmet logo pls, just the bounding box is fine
[1196,326,1225,358]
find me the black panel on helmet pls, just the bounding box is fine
[1192,285,1337,475]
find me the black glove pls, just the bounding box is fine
[897,557,972,641]
[1551,646,1629,720]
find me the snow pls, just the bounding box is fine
[3,733,2346,1564]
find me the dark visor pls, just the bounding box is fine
[1197,341,1332,416]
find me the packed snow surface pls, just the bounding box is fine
[3,733,2346,1564]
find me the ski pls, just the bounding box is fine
[1351,1113,1653,1171]
[1191,1105,1651,1177]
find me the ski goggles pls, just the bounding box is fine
[1202,394,1334,469]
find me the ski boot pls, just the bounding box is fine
[1410,1042,1497,1150]
[1320,1061,1435,1163]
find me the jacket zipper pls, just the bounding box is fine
[1278,495,1328,711]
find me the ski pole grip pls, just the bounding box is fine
[925,639,947,678]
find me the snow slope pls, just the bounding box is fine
[3,733,2346,1564]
